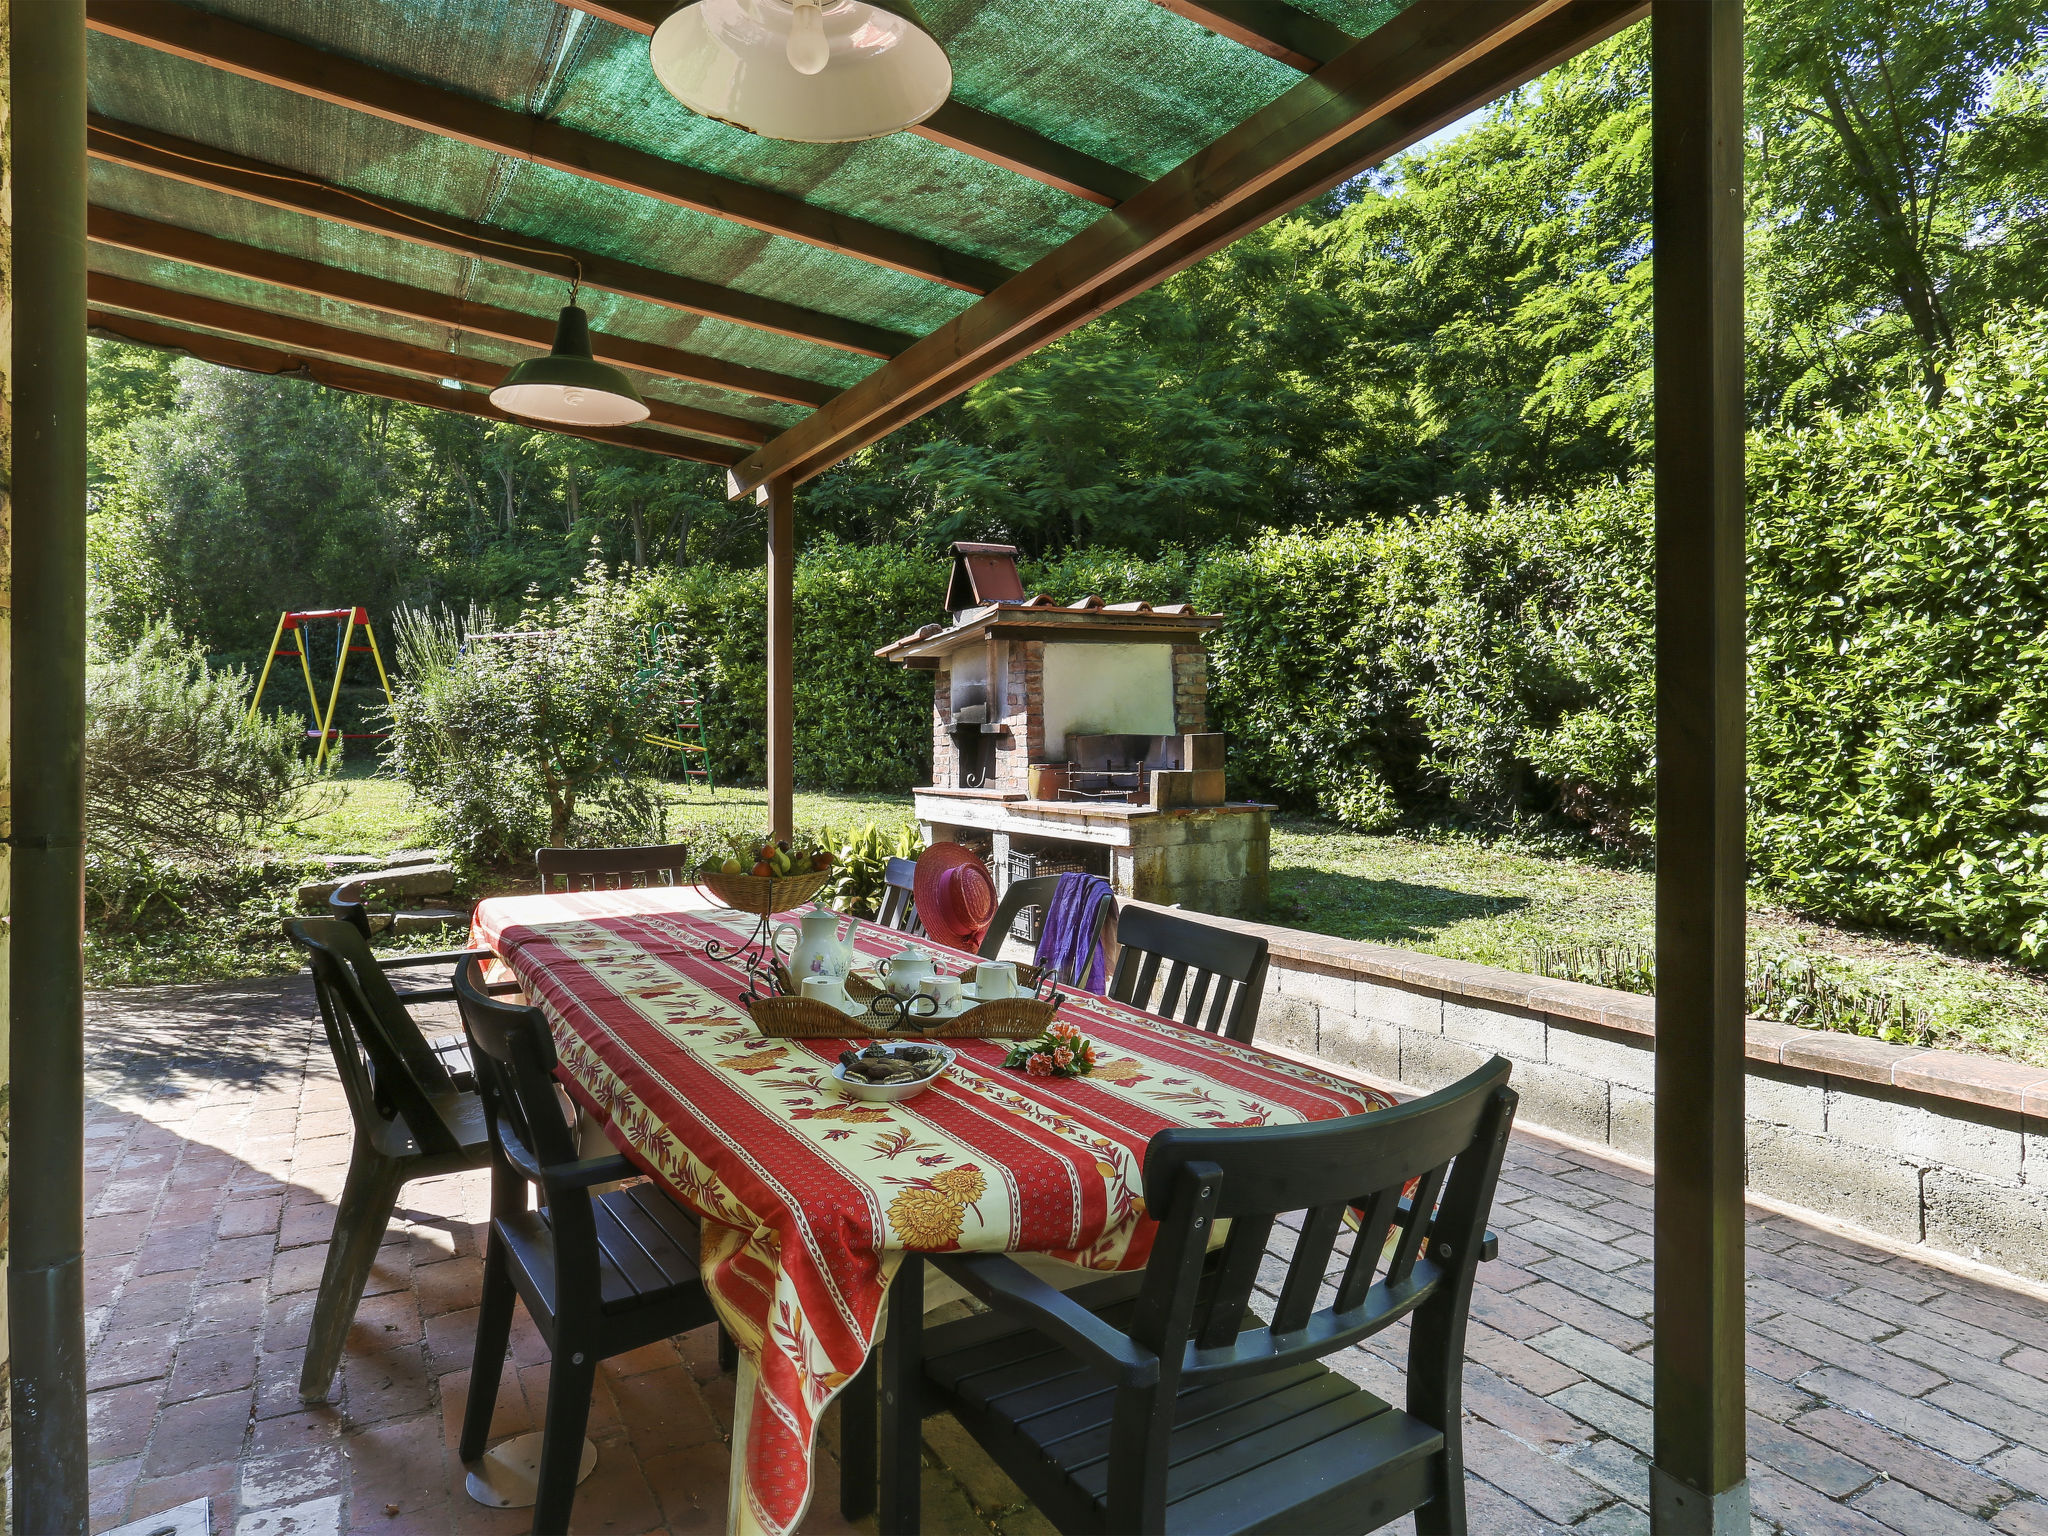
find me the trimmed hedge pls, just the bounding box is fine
[632,313,2048,960]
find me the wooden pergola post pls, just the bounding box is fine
[765,474,795,844]
[7,1,91,1527]
[1650,1,1747,1531]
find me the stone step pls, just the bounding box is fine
[391,909,467,933]
[298,861,457,910]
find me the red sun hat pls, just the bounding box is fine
[913,843,997,952]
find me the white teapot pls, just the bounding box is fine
[877,944,936,1001]
[773,908,854,985]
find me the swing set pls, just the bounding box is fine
[248,607,395,769]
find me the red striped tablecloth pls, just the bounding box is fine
[473,885,1395,1536]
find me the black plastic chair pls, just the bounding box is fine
[327,877,479,1084]
[876,1058,1517,1536]
[876,855,925,935]
[535,842,693,893]
[983,874,1113,988]
[454,959,723,1536]
[287,918,497,1401]
[1108,903,1270,1043]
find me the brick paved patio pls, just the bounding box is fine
[83,976,2048,1535]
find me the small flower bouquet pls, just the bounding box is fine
[1003,1019,1098,1079]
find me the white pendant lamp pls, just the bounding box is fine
[489,303,649,428]
[651,0,952,144]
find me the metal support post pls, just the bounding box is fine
[1650,1,1748,1531]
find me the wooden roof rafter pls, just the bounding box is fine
[85,0,1014,294]
[88,270,773,445]
[87,306,746,463]
[728,0,1646,495]
[87,114,915,360]
[88,203,831,411]
[1144,0,1353,71]
[556,0,1147,207]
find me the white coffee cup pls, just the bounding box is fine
[919,975,963,1011]
[801,975,853,1013]
[972,960,1017,999]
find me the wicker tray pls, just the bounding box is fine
[694,866,832,915]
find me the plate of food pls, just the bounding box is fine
[831,1042,956,1102]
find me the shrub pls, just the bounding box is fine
[85,619,316,871]
[384,565,667,865]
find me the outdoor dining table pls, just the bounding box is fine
[471,884,1398,1536]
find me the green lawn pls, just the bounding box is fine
[132,766,2048,1063]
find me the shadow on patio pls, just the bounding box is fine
[83,976,2048,1536]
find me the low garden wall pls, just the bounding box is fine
[1150,904,2048,1282]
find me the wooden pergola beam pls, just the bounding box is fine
[728,0,1642,495]
[89,306,744,464]
[1145,0,1352,71]
[87,115,914,360]
[85,0,1013,295]
[87,271,772,446]
[88,204,833,411]
[555,0,1146,207]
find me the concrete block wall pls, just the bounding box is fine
[1178,908,2048,1282]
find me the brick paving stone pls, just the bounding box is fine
[1800,1366,2006,1462]
[1465,1320,1586,1397]
[1842,1284,2013,1359]
[1747,1276,1897,1344]
[1746,1414,1878,1498]
[1509,1194,1639,1246]
[1783,1241,1944,1304]
[1548,1383,1652,1454]
[1470,1284,1567,1341]
[1853,1475,2007,1536]
[88,1453,144,1530]
[1926,1288,2048,1354]
[1887,1329,2048,1415]
[1929,1379,2048,1455]
[1463,1418,1610,1524]
[1513,1218,1641,1273]
[89,1321,180,1391]
[341,1347,436,1426]
[143,1388,253,1476]
[1747,1330,1822,1384]
[135,1221,222,1277]
[164,1330,258,1404]
[1558,1435,1650,1504]
[1516,1279,1654,1351]
[1995,1497,2048,1536]
[186,1278,268,1340]
[1528,1325,1654,1405]
[1793,1404,2010,1512]
[1751,1246,1856,1299]
[111,1271,201,1330]
[1525,1253,1656,1319]
[1750,1465,1896,1536]
[1993,1445,2048,1499]
[1754,1313,1945,1397]
[1747,1367,1824,1425]
[220,1196,283,1239]
[610,1365,721,1458]
[1575,1503,1650,1536]
[1462,1474,1573,1534]
[237,1444,347,1510]
[641,1439,729,1533]
[1464,1361,1595,1450]
[88,1381,164,1464]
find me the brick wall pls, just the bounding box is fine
[930,669,956,787]
[1172,644,1207,733]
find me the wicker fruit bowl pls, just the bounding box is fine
[695,866,833,916]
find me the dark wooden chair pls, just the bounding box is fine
[535,842,693,893]
[1108,903,1269,1043]
[876,855,925,935]
[983,874,1113,988]
[873,1057,1516,1536]
[454,958,724,1536]
[287,917,498,1401]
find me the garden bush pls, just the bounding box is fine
[384,565,668,865]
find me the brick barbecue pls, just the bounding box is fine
[875,543,1272,917]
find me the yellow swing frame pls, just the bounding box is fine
[248,606,395,769]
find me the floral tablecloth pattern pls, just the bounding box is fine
[473,885,1395,1536]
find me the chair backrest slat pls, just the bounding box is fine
[1132,1058,1515,1389]
[537,842,691,894]
[876,856,924,935]
[1336,1184,1404,1314]
[1271,1200,1348,1335]
[1108,903,1270,1044]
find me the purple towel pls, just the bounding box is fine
[1037,872,1113,992]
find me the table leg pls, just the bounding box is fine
[839,1354,877,1522]
[878,1254,923,1536]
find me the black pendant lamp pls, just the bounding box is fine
[490,302,649,427]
